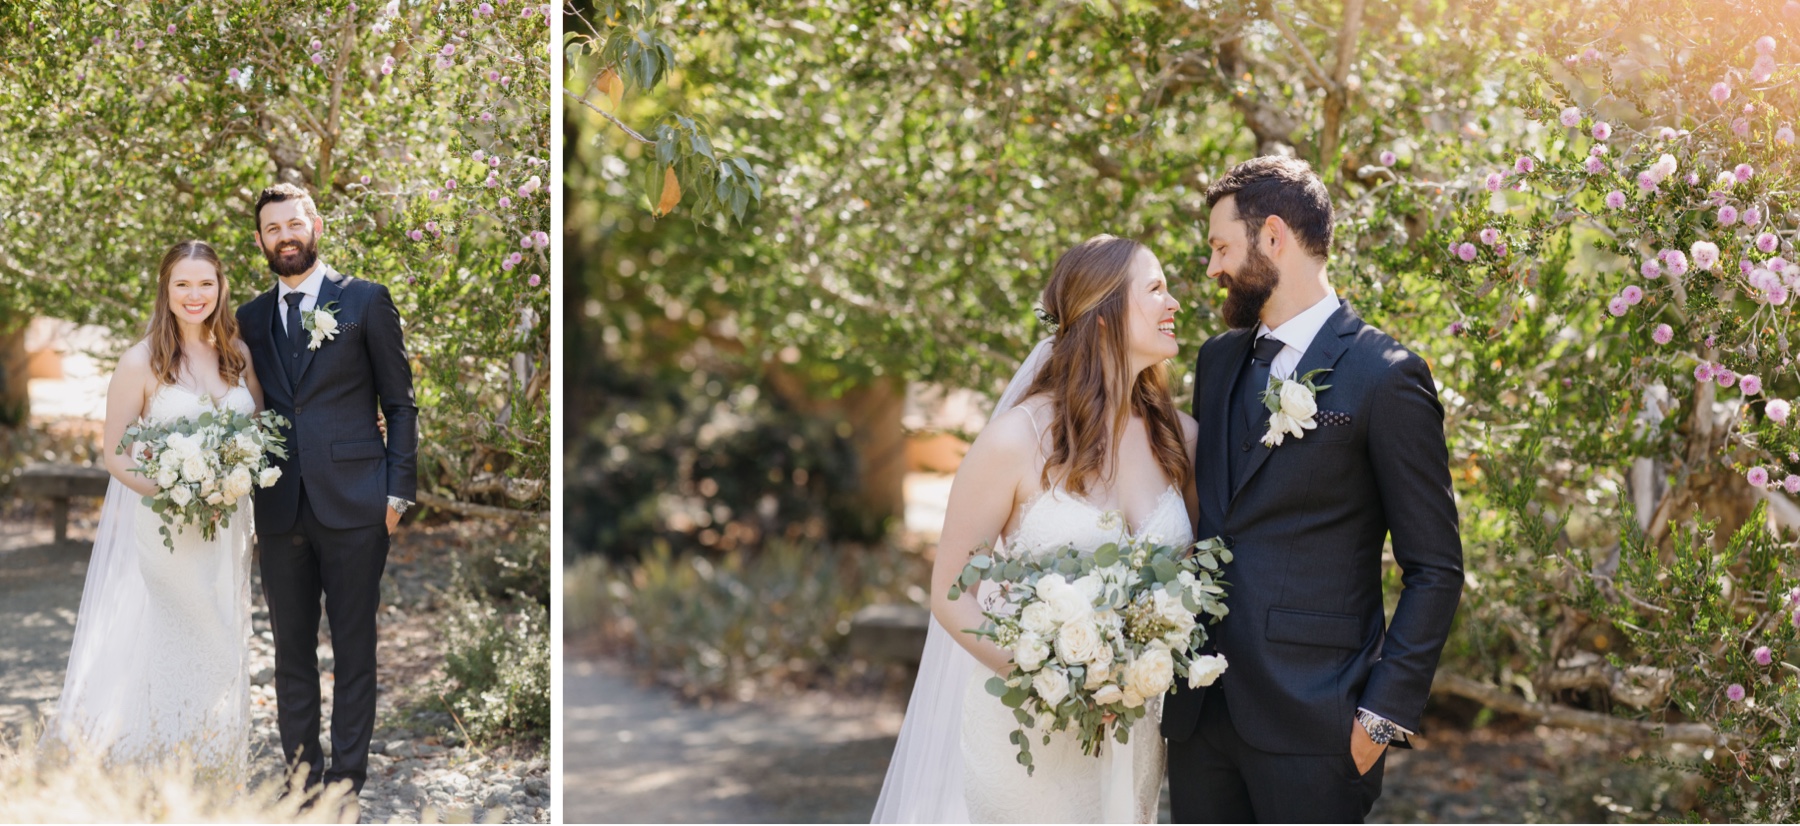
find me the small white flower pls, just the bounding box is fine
[258,467,283,488]
[181,453,211,484]
[1126,648,1176,698]
[1019,602,1057,637]
[223,466,254,501]
[155,468,179,488]
[1033,668,1071,707]
[1092,684,1124,706]
[205,491,224,505]
[1186,654,1229,689]
[303,303,342,350]
[1278,380,1318,419]
[1055,619,1104,665]
[1014,633,1049,672]
[168,485,194,507]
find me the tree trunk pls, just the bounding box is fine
[766,369,908,540]
[0,315,28,429]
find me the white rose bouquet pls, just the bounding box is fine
[118,408,290,551]
[950,533,1233,773]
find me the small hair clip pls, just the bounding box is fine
[1035,306,1060,332]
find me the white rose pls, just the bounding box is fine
[309,329,326,350]
[314,312,339,336]
[205,491,224,505]
[1072,573,1105,603]
[1126,648,1176,698]
[1019,602,1058,637]
[181,453,211,484]
[1087,636,1115,670]
[258,466,283,487]
[1033,668,1070,708]
[1155,591,1197,636]
[1092,684,1124,706]
[1262,410,1310,447]
[1121,687,1146,709]
[234,431,261,455]
[1038,575,1092,623]
[223,466,254,501]
[155,468,179,488]
[168,485,194,507]
[1278,380,1318,420]
[1084,661,1111,689]
[1054,619,1103,666]
[1186,654,1229,689]
[1014,633,1049,672]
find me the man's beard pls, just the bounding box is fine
[1220,241,1280,330]
[262,232,319,277]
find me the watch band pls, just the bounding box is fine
[1355,709,1398,746]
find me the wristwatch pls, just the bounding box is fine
[1355,709,1399,746]
[387,496,413,516]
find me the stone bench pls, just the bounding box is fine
[14,464,110,543]
[848,603,931,664]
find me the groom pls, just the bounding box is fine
[1162,157,1463,822]
[239,183,418,798]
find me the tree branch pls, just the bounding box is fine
[1432,671,1737,747]
[417,491,544,521]
[1267,2,1334,92]
[564,88,654,144]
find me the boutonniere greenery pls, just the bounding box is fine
[1260,368,1333,447]
[303,301,340,351]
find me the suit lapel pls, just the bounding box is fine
[1208,330,1253,522]
[1229,301,1359,507]
[247,289,293,403]
[292,267,344,389]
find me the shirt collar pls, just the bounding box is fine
[276,265,327,300]
[1257,289,1342,353]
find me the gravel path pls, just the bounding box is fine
[2,504,549,823]
[566,652,1703,823]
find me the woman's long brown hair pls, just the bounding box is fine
[146,240,248,388]
[1023,235,1191,498]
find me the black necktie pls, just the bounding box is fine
[1242,335,1285,432]
[282,293,304,347]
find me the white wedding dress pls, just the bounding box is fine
[874,338,1188,824]
[46,381,255,783]
[958,484,1188,823]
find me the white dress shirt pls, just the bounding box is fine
[1255,289,1341,381]
[276,265,327,335]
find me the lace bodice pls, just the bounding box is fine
[146,381,255,424]
[1002,485,1193,560]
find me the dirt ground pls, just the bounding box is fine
[564,653,1705,824]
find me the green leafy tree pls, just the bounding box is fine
[0,0,551,512]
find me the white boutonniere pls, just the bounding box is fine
[1259,368,1333,447]
[302,301,340,351]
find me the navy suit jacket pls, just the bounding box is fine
[1161,301,1463,755]
[237,265,418,534]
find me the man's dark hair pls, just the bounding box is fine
[1204,156,1333,260]
[254,183,320,229]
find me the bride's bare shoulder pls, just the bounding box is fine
[117,340,153,370]
[970,400,1051,465]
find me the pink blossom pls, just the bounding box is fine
[425,221,440,235]
[1514,156,1536,174]
[1753,55,1777,84]
[134,38,145,49]
[310,39,323,51]
[1456,243,1477,262]
[528,274,541,287]
[1759,233,1781,254]
[487,70,502,83]
[1779,125,1797,145]
[478,2,495,14]
[444,178,457,191]
[1591,144,1609,156]
[360,175,371,185]
[407,229,423,241]
[1717,368,1738,388]
[427,188,442,201]
[1745,207,1763,227]
[501,257,516,272]
[1771,285,1790,305]
[311,53,325,65]
[1691,241,1721,271]
[486,175,500,188]
[1736,163,1756,183]
[228,67,241,81]
[1379,150,1396,166]
[1728,683,1746,702]
[1787,472,1800,492]
[1696,362,1716,382]
[519,235,533,249]
[167,24,177,35]
[1642,259,1663,279]
[1495,243,1509,257]
[1660,127,1678,140]
[1749,467,1770,487]
[438,57,453,69]
[1622,285,1644,305]
[1758,36,1779,55]
[1711,81,1733,104]
[1718,205,1739,225]
[498,197,512,209]
[1756,646,1774,666]
[1560,106,1581,127]
[1608,296,1629,317]
[1582,47,1601,62]
[1480,228,1500,245]
[1734,118,1751,138]
[1605,190,1627,209]
[380,63,394,76]
[1485,172,1504,192]
[1706,334,1718,348]
[442,44,456,56]
[480,111,495,122]
[1792,606,1800,629]
[1591,122,1612,141]
[1686,172,1702,186]
[1637,171,1659,192]
[1584,156,1606,175]
[1653,323,1674,344]
[1663,250,1690,276]
[508,252,525,265]
[533,231,551,248]
[1743,375,1764,396]
[473,150,487,162]
[489,157,501,168]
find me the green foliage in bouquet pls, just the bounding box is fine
[956,535,1231,773]
[118,407,288,552]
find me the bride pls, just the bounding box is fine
[874,235,1199,823]
[44,240,265,782]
